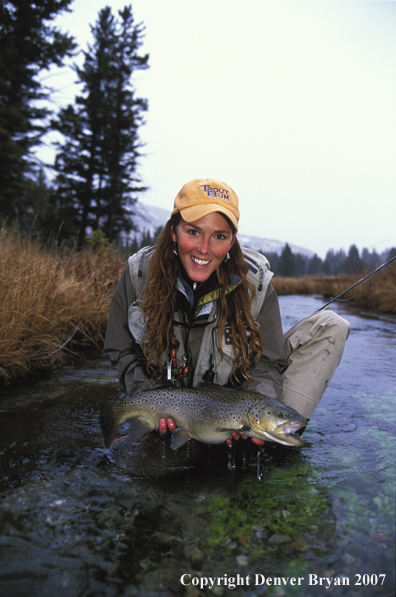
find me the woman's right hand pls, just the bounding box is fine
[227,433,265,447]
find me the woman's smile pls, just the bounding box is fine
[191,256,211,266]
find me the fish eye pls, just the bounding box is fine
[278,411,288,418]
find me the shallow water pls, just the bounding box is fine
[0,296,395,596]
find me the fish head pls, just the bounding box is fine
[246,400,307,447]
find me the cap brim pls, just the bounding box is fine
[175,204,239,230]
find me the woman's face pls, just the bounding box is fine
[170,212,235,283]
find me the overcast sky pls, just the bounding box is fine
[42,0,396,258]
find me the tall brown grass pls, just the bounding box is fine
[272,267,396,314]
[0,229,125,385]
[1,228,395,385]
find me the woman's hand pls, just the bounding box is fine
[226,433,264,447]
[159,418,264,446]
[159,418,176,434]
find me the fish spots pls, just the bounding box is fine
[108,387,305,446]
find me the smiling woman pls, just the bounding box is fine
[103,178,351,445]
[170,213,235,283]
[169,180,238,284]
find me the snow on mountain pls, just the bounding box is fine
[236,233,315,258]
[131,202,170,237]
[131,202,315,257]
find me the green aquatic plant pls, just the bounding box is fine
[202,463,328,552]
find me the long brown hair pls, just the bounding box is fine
[140,214,263,382]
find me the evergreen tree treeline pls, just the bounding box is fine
[50,5,149,248]
[0,5,393,264]
[0,0,76,216]
[267,243,396,277]
[0,2,149,247]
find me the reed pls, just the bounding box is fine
[0,230,125,384]
[351,266,396,314]
[272,276,353,298]
[272,268,396,314]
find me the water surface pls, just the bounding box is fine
[0,296,394,596]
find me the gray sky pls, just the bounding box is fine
[42,0,396,258]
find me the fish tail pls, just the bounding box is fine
[100,402,122,448]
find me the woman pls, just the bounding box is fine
[104,178,350,442]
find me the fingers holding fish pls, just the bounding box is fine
[159,418,167,434]
[159,417,176,434]
[167,418,176,431]
[227,432,265,448]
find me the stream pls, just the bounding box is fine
[0,295,395,596]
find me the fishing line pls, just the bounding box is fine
[317,255,396,312]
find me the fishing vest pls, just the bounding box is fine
[127,246,273,387]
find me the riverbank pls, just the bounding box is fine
[1,232,395,385]
[0,231,125,385]
[272,268,396,314]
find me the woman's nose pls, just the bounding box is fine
[197,236,210,254]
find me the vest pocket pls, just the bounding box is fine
[128,303,146,344]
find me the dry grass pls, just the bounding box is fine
[0,230,125,384]
[1,228,395,385]
[272,267,396,314]
[351,266,396,314]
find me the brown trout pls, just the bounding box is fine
[100,385,307,449]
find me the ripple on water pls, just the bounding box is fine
[0,300,395,595]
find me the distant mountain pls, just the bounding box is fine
[131,202,170,236]
[131,202,315,258]
[236,233,315,258]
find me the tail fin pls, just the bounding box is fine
[100,402,122,448]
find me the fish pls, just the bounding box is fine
[100,385,307,450]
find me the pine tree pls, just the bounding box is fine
[344,244,362,275]
[294,253,307,277]
[0,0,76,216]
[277,243,296,277]
[388,247,396,260]
[52,5,149,248]
[323,248,347,275]
[307,253,323,276]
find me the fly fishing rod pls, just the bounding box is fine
[317,254,396,312]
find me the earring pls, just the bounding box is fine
[173,242,178,256]
[224,252,230,262]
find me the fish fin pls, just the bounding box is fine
[100,402,123,448]
[170,429,191,450]
[128,420,153,444]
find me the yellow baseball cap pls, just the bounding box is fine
[171,178,240,230]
